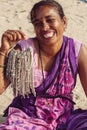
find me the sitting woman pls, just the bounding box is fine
[0,0,87,130]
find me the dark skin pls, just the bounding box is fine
[33,6,67,71]
[0,5,87,97]
[33,6,66,54]
[0,30,25,93]
[78,45,87,96]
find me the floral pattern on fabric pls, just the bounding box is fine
[0,36,82,130]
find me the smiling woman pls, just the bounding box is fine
[31,1,67,50]
[33,6,66,49]
[0,0,87,130]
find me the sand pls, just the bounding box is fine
[0,0,87,121]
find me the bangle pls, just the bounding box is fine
[0,64,5,68]
[0,51,6,57]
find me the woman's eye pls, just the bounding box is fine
[47,19,55,23]
[34,22,42,26]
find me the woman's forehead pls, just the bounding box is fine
[35,5,58,19]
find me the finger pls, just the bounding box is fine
[2,33,14,41]
[3,30,18,41]
[7,30,26,40]
[4,30,18,41]
[8,31,17,41]
[2,32,17,49]
[2,30,27,47]
[16,30,26,40]
[1,35,11,50]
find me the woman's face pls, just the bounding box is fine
[33,5,67,46]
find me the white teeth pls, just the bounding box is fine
[43,32,54,38]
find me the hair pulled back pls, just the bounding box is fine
[30,0,65,23]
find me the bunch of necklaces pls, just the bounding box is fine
[6,47,36,98]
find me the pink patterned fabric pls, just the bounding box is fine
[1,107,52,130]
[0,36,82,130]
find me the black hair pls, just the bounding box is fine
[30,0,65,23]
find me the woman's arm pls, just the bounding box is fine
[0,30,26,94]
[78,45,87,96]
[0,50,10,94]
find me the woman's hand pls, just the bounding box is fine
[1,30,26,55]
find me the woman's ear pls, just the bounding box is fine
[62,16,67,31]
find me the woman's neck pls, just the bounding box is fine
[33,37,63,72]
[38,40,63,57]
[40,45,61,57]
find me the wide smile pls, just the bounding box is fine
[42,31,55,39]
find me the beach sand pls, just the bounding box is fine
[0,0,87,122]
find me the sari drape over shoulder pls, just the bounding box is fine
[0,36,87,130]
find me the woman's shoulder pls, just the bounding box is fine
[70,37,82,58]
[64,35,82,58]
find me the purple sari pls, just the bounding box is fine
[0,36,87,130]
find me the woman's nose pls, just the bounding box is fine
[42,21,49,31]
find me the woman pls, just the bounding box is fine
[0,0,87,129]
